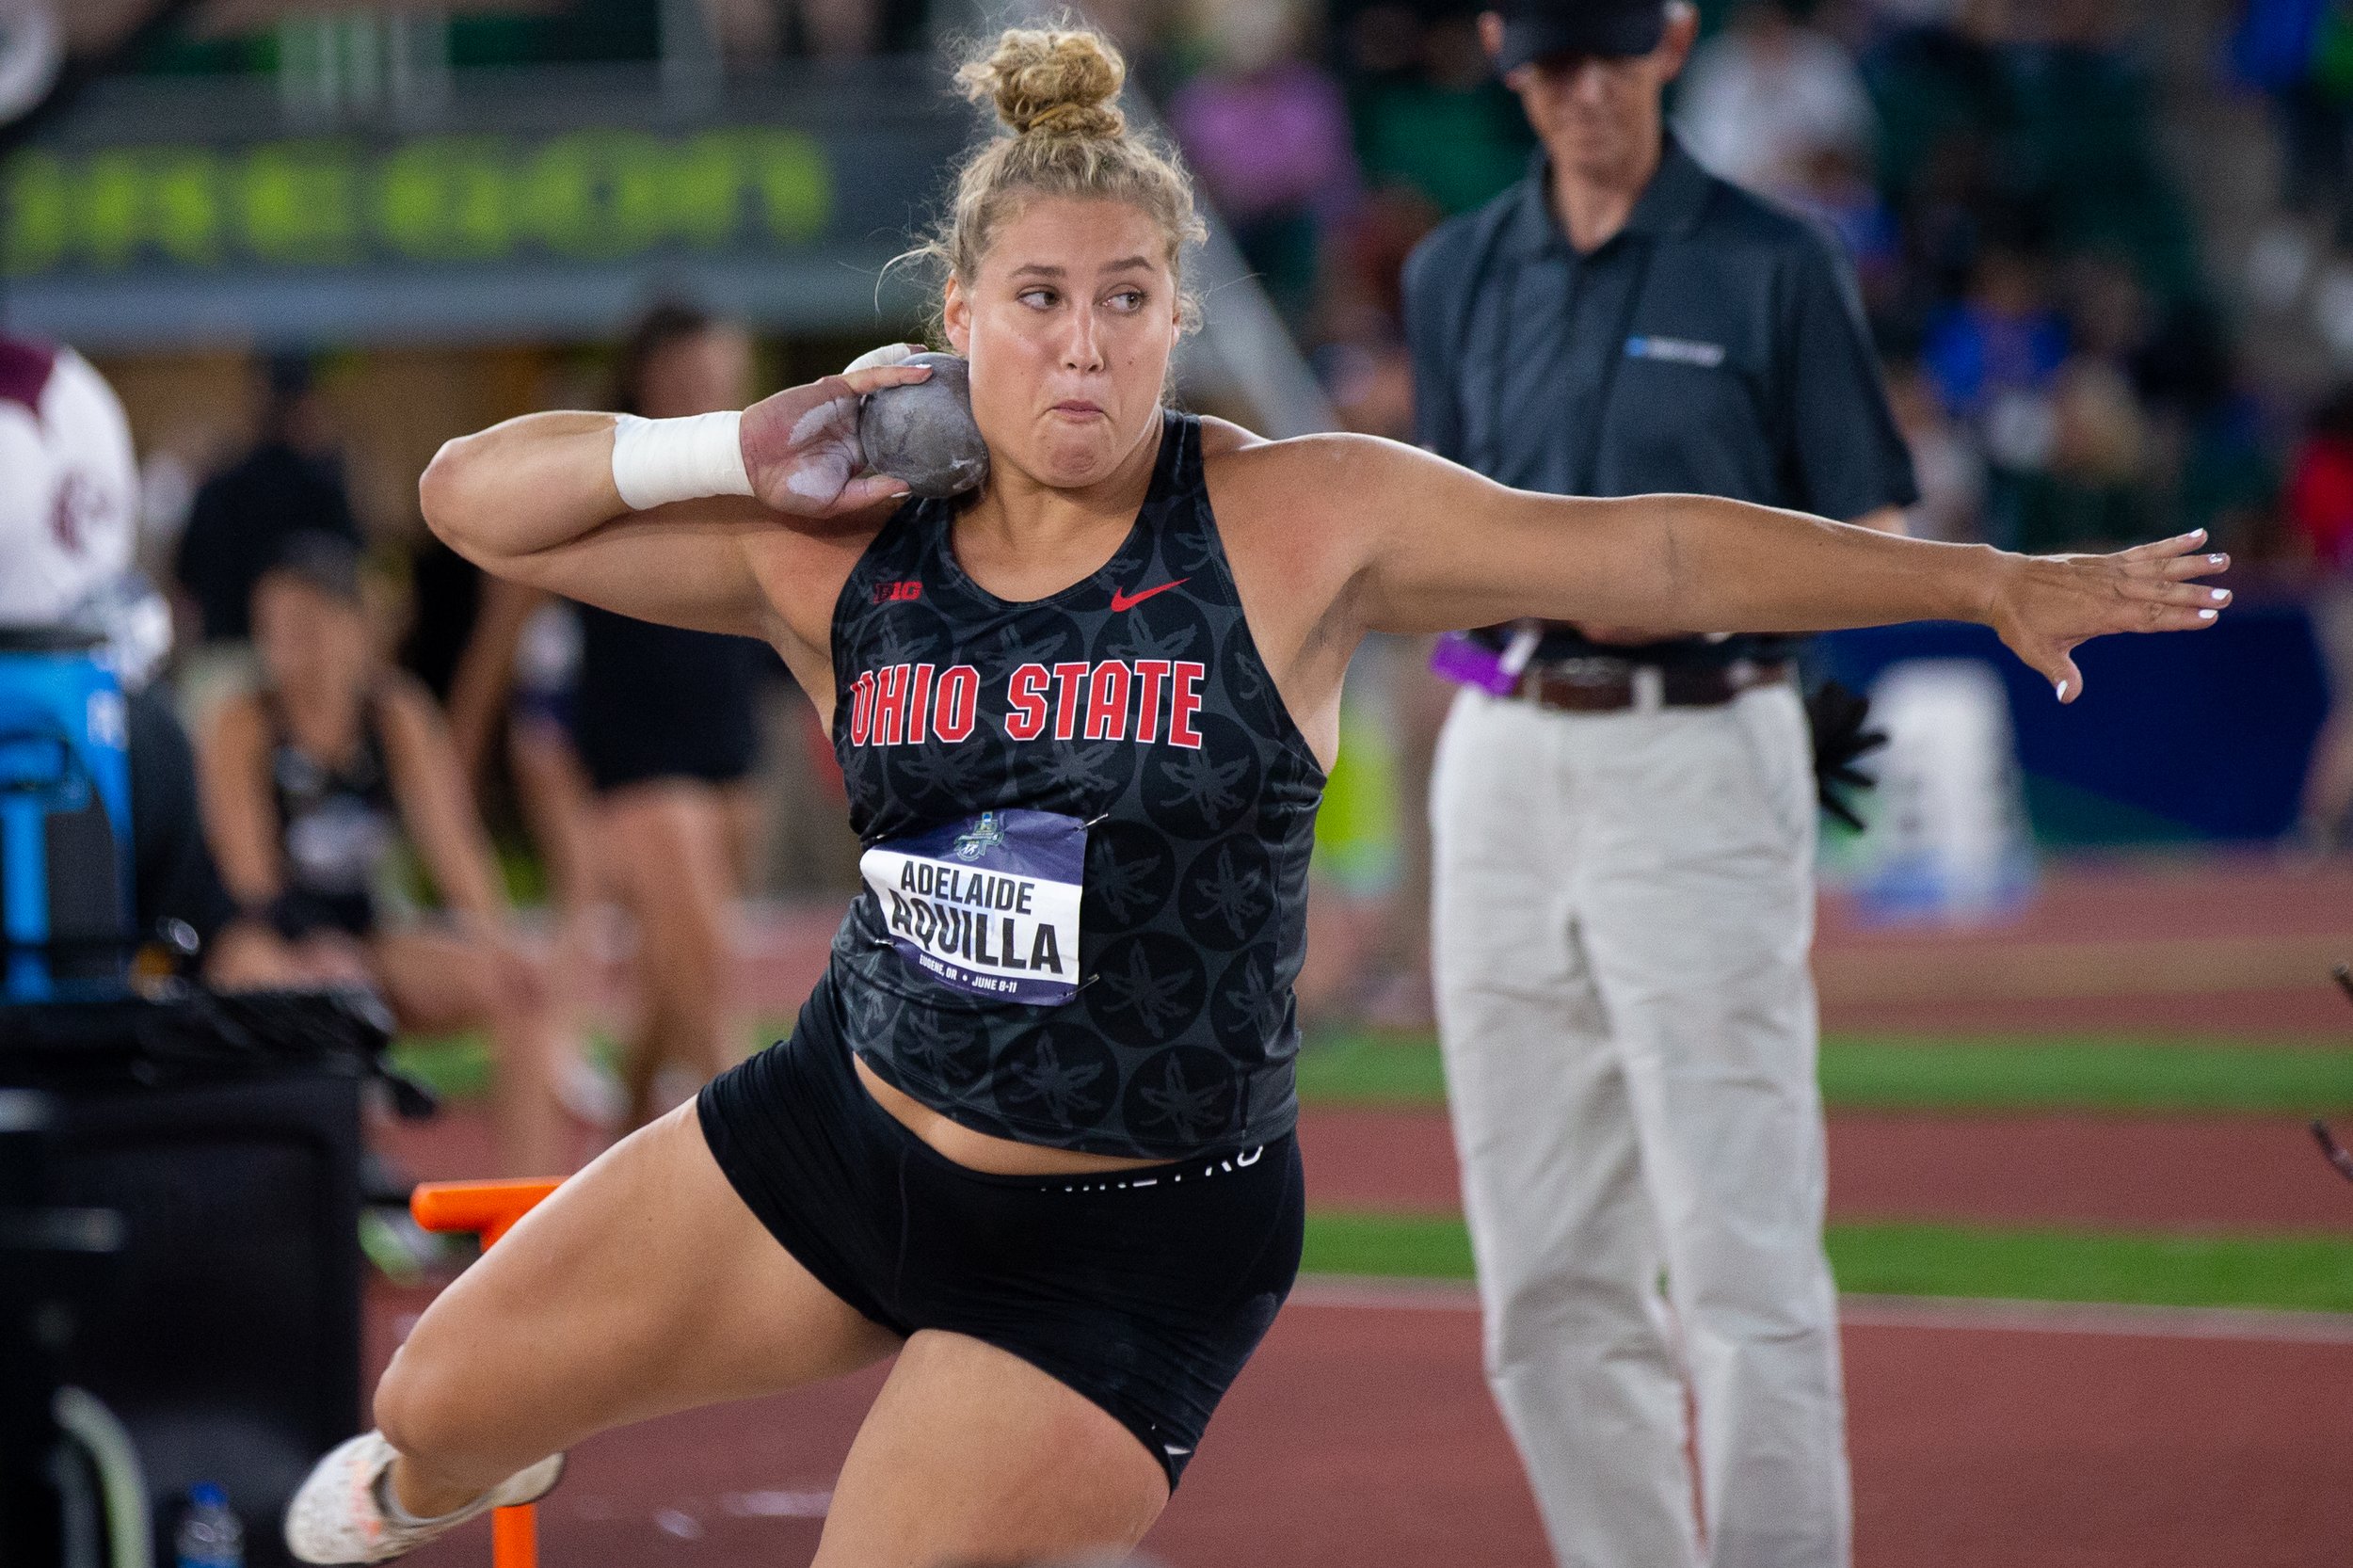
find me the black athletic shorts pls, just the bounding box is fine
[696,988,1305,1488]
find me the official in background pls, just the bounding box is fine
[1402,4,1916,1565]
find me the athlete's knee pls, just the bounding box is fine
[374,1342,467,1466]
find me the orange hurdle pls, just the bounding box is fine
[408,1178,564,1568]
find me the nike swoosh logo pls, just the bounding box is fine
[1111,579,1187,613]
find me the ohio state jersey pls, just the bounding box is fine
[822,410,1322,1159]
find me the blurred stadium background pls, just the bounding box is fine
[8,0,2353,1562]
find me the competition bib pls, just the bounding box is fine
[860,808,1085,1005]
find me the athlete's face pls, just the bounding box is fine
[943,196,1180,490]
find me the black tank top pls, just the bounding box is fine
[823,410,1324,1159]
[265,690,399,937]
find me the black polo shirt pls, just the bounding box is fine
[1402,137,1917,662]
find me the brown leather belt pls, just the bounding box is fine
[1510,658,1793,713]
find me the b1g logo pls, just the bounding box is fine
[846,660,1208,751]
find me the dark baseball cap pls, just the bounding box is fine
[1489,0,1670,71]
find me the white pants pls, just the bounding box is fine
[1430,684,1849,1568]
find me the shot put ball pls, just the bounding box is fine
[859,352,989,499]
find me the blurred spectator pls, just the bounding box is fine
[197,532,586,1174]
[1676,0,1876,200]
[2288,385,2353,851]
[1169,0,1359,324]
[570,304,768,1128]
[1785,144,1906,317]
[2231,0,2347,278]
[1884,357,1985,539]
[171,354,362,727]
[1345,8,1534,216]
[445,576,626,1131]
[1921,240,2067,442]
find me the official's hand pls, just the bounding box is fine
[1804,679,1885,832]
[1984,530,2231,702]
[737,363,933,518]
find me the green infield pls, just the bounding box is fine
[397,1026,2353,1117]
[1294,1032,2353,1115]
[390,1025,791,1104]
[1299,1211,2353,1315]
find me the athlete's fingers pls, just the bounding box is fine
[835,472,915,511]
[839,362,935,399]
[2116,576,2232,608]
[2112,528,2207,563]
[2046,646,2085,703]
[2155,551,2231,582]
[842,343,924,376]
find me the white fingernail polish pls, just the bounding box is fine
[2208,554,2225,566]
[2200,608,2217,620]
[2056,680,2070,699]
[2210,588,2229,601]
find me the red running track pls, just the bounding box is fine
[380,1107,2353,1233]
[380,1288,2353,1568]
[1294,1108,2353,1231]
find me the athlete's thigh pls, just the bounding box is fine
[382,1101,899,1459]
[814,1330,1167,1568]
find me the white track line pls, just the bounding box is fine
[1289,1276,2353,1344]
[1837,1293,2353,1345]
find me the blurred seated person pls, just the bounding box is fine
[0,332,296,993]
[171,355,361,729]
[2290,383,2353,854]
[197,534,579,1173]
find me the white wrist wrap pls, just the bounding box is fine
[609,411,754,511]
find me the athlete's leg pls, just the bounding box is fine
[372,926,574,1177]
[813,1331,1168,1568]
[375,1100,899,1517]
[1431,689,1701,1568]
[598,780,743,1126]
[1577,686,1849,1568]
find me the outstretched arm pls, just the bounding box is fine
[418,364,932,639]
[1294,436,2229,701]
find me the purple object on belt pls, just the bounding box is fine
[1431,626,1542,696]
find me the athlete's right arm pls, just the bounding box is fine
[419,365,932,639]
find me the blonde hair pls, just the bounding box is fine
[904,23,1209,334]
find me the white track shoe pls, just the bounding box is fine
[284,1431,564,1564]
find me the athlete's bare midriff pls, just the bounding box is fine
[853,1054,1163,1176]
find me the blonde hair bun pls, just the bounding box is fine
[956,25,1127,139]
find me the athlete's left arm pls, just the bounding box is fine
[376,676,512,924]
[1294,435,2230,702]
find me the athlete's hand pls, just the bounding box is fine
[738,362,933,518]
[842,343,925,374]
[1985,530,2231,702]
